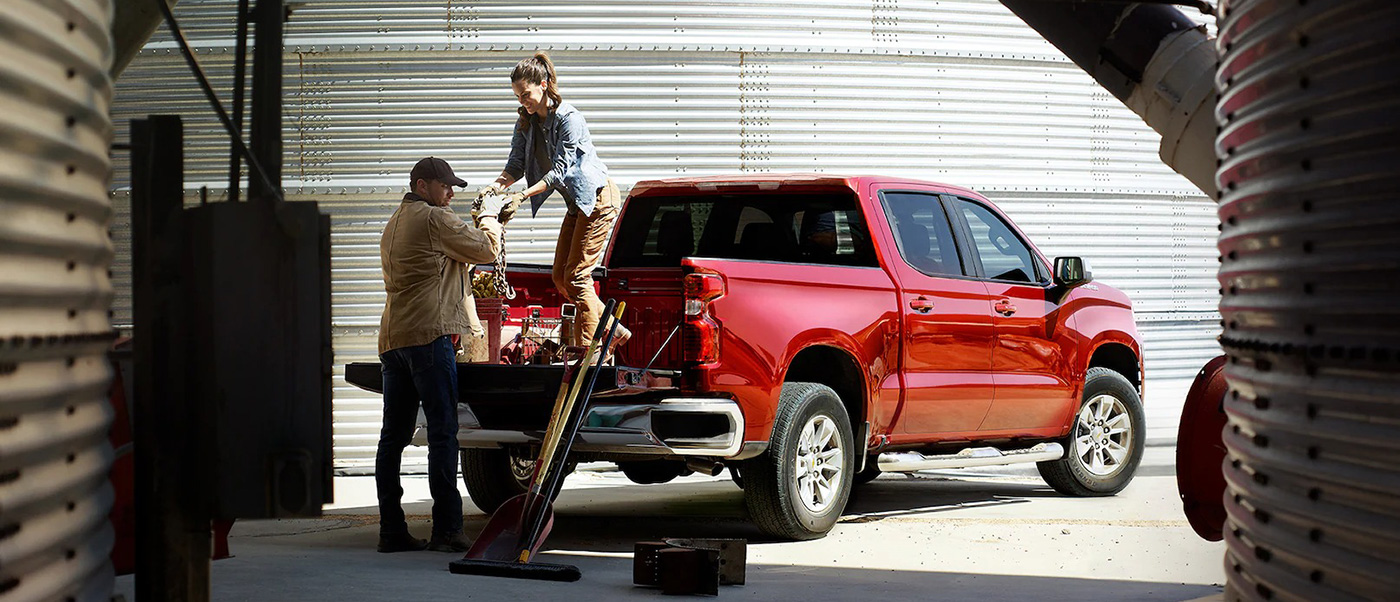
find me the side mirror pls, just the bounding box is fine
[1053,256,1091,288]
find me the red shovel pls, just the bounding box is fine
[450,301,626,582]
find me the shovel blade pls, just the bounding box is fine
[464,493,555,562]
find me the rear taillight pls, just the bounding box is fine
[682,272,725,364]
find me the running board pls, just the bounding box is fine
[876,442,1065,472]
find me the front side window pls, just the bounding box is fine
[881,192,964,277]
[955,198,1041,284]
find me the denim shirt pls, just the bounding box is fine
[503,102,610,217]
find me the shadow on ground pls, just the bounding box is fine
[281,474,1061,551]
[155,474,1222,601]
[171,534,1219,602]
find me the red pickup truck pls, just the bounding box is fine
[348,174,1145,540]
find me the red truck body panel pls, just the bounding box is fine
[501,173,1142,452]
[682,258,899,444]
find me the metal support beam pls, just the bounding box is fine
[249,0,284,203]
[228,0,251,203]
[153,0,282,203]
[131,115,211,601]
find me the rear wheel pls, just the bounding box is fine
[742,382,854,540]
[460,448,534,513]
[1037,367,1145,496]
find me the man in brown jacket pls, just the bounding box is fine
[376,157,514,553]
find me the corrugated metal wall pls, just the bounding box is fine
[109,0,1219,469]
[0,0,118,599]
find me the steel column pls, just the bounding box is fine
[249,0,283,203]
[131,115,210,601]
[228,0,251,203]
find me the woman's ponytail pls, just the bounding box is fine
[511,52,563,119]
[536,53,562,109]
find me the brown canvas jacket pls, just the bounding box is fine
[378,193,501,354]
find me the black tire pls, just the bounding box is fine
[742,382,854,540]
[1037,367,1146,496]
[460,448,534,513]
[853,456,881,486]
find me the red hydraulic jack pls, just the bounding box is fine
[449,300,626,582]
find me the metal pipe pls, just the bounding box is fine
[249,0,284,203]
[999,1,1219,196]
[228,0,250,203]
[1024,0,1216,16]
[152,0,282,203]
[685,458,724,477]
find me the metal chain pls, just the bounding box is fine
[471,193,516,300]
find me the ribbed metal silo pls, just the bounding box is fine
[1216,0,1400,599]
[0,0,118,599]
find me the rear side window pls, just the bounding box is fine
[955,198,1043,284]
[610,192,878,268]
[880,192,964,277]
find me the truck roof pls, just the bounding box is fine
[629,173,981,199]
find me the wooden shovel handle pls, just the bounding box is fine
[533,300,620,489]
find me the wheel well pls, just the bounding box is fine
[1089,343,1140,391]
[784,345,865,437]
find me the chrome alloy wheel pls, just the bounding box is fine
[794,414,845,514]
[1073,394,1133,477]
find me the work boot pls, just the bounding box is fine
[427,532,472,553]
[377,532,427,553]
[603,324,631,364]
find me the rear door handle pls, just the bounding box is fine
[910,297,935,314]
[994,299,1017,316]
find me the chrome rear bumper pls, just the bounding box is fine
[413,397,749,459]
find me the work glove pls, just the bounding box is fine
[475,182,504,200]
[475,193,509,224]
[498,192,526,224]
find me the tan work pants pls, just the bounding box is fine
[553,180,619,347]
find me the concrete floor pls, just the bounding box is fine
[114,446,1225,601]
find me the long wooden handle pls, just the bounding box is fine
[519,302,626,563]
[532,361,580,480]
[542,302,625,503]
[559,304,624,443]
[532,301,618,490]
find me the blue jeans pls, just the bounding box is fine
[376,335,462,538]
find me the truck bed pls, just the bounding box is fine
[498,263,687,370]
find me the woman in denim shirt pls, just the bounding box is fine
[480,53,629,351]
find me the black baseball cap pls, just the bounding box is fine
[410,156,467,187]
